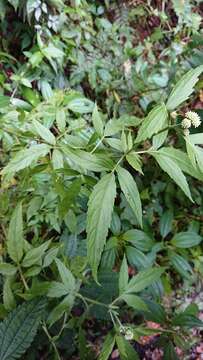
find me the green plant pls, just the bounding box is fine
[0,64,203,358]
[1,1,203,359]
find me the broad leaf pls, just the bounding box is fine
[0,299,46,360]
[166,65,203,110]
[126,152,143,175]
[136,104,168,142]
[98,333,115,360]
[7,203,24,263]
[171,232,202,248]
[0,263,17,276]
[62,146,114,172]
[92,103,104,137]
[22,241,50,267]
[156,147,203,181]
[121,294,148,311]
[55,258,75,291]
[87,173,116,280]
[152,150,193,201]
[117,167,142,228]
[125,267,164,294]
[123,229,154,252]
[33,120,56,145]
[116,336,139,360]
[2,144,50,177]
[163,341,179,360]
[160,210,173,238]
[119,256,128,295]
[168,251,192,279]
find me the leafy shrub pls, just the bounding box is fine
[0,1,203,359]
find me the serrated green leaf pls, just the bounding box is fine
[163,341,179,360]
[126,152,143,175]
[117,167,142,228]
[125,267,164,294]
[136,104,168,142]
[55,258,75,291]
[172,313,203,328]
[47,281,69,298]
[22,241,50,268]
[2,144,50,177]
[7,203,24,263]
[98,332,115,360]
[121,294,148,311]
[152,150,193,202]
[52,149,64,169]
[48,293,74,327]
[3,277,16,311]
[156,147,203,181]
[119,255,128,295]
[0,263,17,276]
[62,146,114,172]
[87,173,116,280]
[67,96,94,113]
[116,336,139,360]
[0,299,46,360]
[56,108,66,132]
[92,103,104,137]
[166,66,203,110]
[33,120,56,145]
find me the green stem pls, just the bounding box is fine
[111,153,126,173]
[18,266,29,291]
[76,293,111,309]
[42,322,61,360]
[90,135,105,154]
[154,123,181,136]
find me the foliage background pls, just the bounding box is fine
[0,1,203,359]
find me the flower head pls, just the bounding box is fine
[124,328,134,340]
[119,326,134,341]
[181,118,191,129]
[185,111,201,128]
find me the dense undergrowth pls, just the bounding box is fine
[0,1,203,359]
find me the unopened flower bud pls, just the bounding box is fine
[183,128,190,137]
[171,111,177,119]
[124,328,134,341]
[181,118,191,129]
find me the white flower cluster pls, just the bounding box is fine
[181,111,201,136]
[119,325,134,340]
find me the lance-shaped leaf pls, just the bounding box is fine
[156,147,203,182]
[0,299,46,360]
[2,144,50,177]
[152,150,193,202]
[117,166,142,228]
[125,267,164,294]
[166,65,203,111]
[98,332,115,360]
[92,103,104,137]
[136,104,168,143]
[7,202,24,263]
[119,255,128,295]
[87,173,116,280]
[33,120,56,145]
[62,146,114,172]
